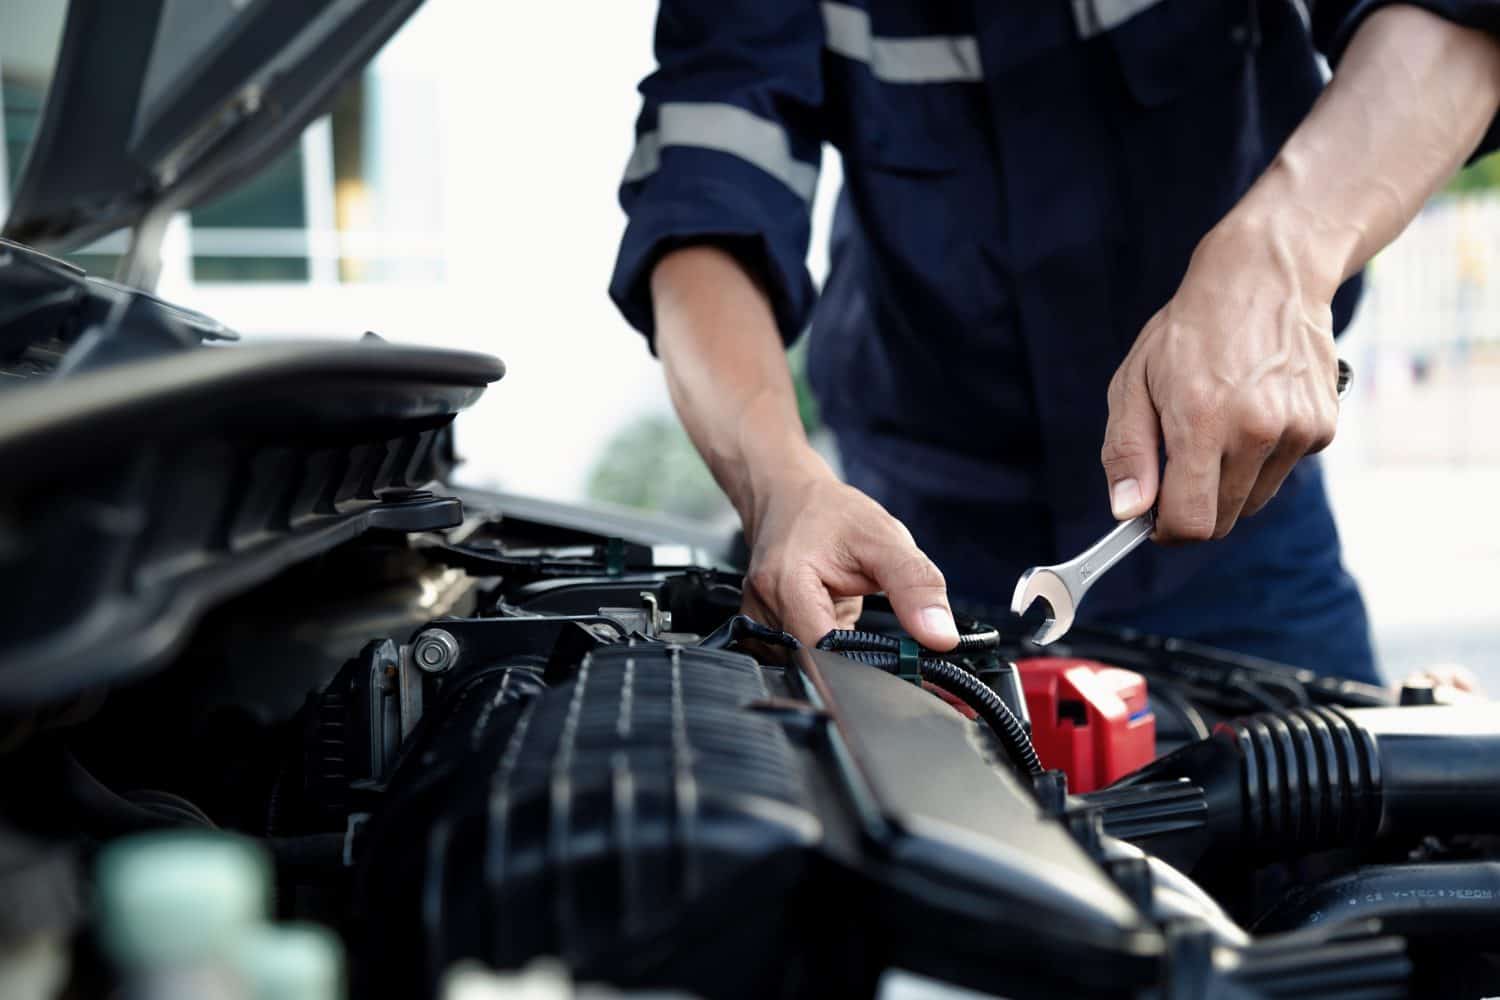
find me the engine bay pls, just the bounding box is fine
[6,492,1500,999]
[5,3,1497,995]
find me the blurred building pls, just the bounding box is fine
[1,0,689,503]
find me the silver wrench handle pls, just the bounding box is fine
[1071,509,1156,591]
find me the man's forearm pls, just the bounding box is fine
[650,246,959,647]
[1214,4,1500,296]
[651,246,828,536]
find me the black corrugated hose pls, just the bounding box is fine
[821,637,1043,777]
[817,627,1001,656]
[920,657,1043,776]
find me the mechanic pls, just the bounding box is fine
[609,1,1500,684]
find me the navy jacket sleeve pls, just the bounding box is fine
[1311,0,1500,157]
[608,2,825,348]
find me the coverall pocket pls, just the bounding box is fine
[1104,0,1254,107]
[823,60,976,174]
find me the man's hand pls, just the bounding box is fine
[650,245,959,650]
[1101,223,1341,541]
[740,463,959,650]
[1103,5,1500,541]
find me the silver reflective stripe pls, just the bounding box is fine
[820,2,982,84]
[1071,0,1169,39]
[622,102,818,202]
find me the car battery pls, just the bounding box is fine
[1017,658,1154,792]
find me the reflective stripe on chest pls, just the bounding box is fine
[821,2,983,83]
[1071,0,1170,38]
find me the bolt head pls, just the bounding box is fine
[412,629,459,673]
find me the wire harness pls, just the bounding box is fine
[817,628,1042,776]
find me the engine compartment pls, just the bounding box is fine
[5,498,1500,998]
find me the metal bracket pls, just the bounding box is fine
[114,202,175,292]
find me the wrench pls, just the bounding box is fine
[1010,359,1354,645]
[1010,510,1155,646]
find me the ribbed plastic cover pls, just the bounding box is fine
[360,644,819,995]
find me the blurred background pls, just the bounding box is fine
[3,1,1497,682]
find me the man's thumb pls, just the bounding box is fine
[871,544,958,651]
[1101,372,1161,519]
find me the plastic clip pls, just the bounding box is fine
[898,637,922,685]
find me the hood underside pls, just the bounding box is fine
[2,0,424,254]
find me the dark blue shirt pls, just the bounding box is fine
[611,0,1500,671]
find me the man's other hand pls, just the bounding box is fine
[1100,4,1500,543]
[1100,220,1342,542]
[740,464,959,651]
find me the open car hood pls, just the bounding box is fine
[2,0,424,254]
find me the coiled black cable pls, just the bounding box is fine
[921,658,1042,776]
[829,647,1042,776]
[817,629,898,652]
[818,625,1001,656]
[953,627,1002,654]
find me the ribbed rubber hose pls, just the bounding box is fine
[835,649,1042,776]
[1255,863,1500,935]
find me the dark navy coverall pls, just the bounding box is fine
[611,0,1500,684]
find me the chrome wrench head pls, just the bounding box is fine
[1009,511,1156,646]
[1010,566,1075,646]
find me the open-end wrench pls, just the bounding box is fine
[1010,360,1354,645]
[1010,510,1155,645]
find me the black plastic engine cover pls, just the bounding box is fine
[355,644,1158,999]
[355,645,823,997]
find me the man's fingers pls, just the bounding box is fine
[831,594,865,631]
[1214,414,1282,536]
[867,538,958,651]
[1242,441,1302,518]
[1157,424,1222,543]
[739,590,776,629]
[1101,366,1163,520]
[771,565,842,649]
[741,482,952,651]
[743,570,856,649]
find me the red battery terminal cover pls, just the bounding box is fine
[1017,658,1154,793]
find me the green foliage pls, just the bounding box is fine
[588,339,823,519]
[585,338,822,521]
[788,337,822,434]
[585,413,732,521]
[1445,152,1500,195]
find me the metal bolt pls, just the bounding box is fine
[412,629,460,673]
